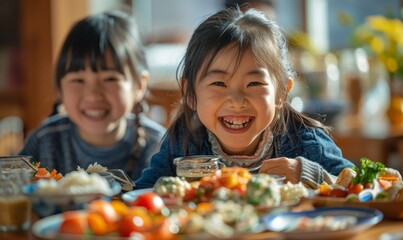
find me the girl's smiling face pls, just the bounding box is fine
[194,47,277,155]
[60,50,146,147]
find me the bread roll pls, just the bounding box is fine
[335,168,356,187]
[386,181,403,201]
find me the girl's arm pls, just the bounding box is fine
[267,127,355,188]
[258,156,336,189]
[134,136,177,189]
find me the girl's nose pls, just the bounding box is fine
[229,89,247,108]
[85,82,105,101]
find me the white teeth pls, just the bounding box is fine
[84,110,106,118]
[222,117,252,129]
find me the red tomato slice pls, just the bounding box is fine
[328,188,348,198]
[131,192,165,214]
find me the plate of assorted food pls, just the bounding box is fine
[121,167,313,238]
[123,167,309,212]
[308,158,403,219]
[264,206,383,240]
[32,166,313,240]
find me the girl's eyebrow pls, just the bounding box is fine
[205,68,268,77]
[101,67,118,71]
[249,68,267,75]
[206,69,227,75]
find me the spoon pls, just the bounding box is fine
[247,164,262,173]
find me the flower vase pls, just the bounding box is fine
[386,74,403,126]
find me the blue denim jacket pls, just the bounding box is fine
[135,121,355,189]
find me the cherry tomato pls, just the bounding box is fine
[199,176,220,199]
[59,211,88,235]
[348,183,364,195]
[119,207,152,237]
[87,199,119,224]
[183,181,200,202]
[143,215,175,240]
[364,182,374,189]
[131,192,165,214]
[328,188,348,198]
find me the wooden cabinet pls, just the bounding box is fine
[0,0,89,135]
[19,0,55,133]
[0,0,55,134]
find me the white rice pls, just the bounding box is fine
[35,170,112,195]
[77,162,108,173]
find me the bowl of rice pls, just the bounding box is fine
[23,170,121,218]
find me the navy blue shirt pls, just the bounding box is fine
[19,114,166,181]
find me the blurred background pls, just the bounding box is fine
[1,0,403,171]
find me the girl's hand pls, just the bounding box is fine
[258,157,301,184]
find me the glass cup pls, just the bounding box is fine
[0,156,34,232]
[173,155,225,182]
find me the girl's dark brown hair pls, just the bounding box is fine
[55,10,148,158]
[169,7,330,154]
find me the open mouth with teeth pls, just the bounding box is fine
[83,110,108,118]
[219,116,254,130]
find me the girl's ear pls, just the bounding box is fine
[136,70,150,101]
[55,91,66,114]
[287,78,294,93]
[181,77,196,110]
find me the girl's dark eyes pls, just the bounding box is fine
[211,81,226,87]
[210,81,264,87]
[71,78,84,83]
[248,81,263,87]
[103,76,119,82]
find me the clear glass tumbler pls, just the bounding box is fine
[174,155,225,181]
[0,156,34,232]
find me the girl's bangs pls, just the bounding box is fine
[61,36,124,76]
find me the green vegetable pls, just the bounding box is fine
[352,157,386,185]
[375,192,388,200]
[245,174,280,207]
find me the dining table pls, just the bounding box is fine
[2,205,403,240]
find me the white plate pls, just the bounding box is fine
[121,188,153,204]
[263,206,383,240]
[32,214,61,240]
[380,230,403,240]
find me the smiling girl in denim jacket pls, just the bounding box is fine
[135,7,354,189]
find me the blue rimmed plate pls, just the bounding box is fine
[263,206,383,240]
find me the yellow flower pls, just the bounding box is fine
[369,36,384,54]
[354,15,403,77]
[386,58,398,73]
[367,16,390,33]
